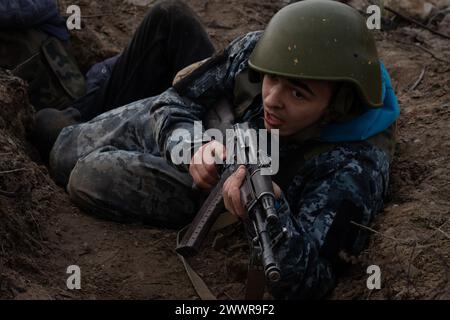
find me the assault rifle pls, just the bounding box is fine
[176,122,286,283]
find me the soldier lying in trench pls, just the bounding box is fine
[36,0,400,299]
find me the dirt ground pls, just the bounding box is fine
[0,0,449,300]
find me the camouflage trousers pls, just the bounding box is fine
[50,98,200,227]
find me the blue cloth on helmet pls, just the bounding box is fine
[0,0,69,41]
[320,62,400,142]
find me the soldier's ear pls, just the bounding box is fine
[248,69,262,83]
[321,82,362,124]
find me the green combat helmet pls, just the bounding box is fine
[249,0,382,107]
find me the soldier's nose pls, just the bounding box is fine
[265,87,284,110]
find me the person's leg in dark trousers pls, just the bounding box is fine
[73,0,215,120]
[34,0,215,158]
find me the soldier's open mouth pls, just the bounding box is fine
[264,110,284,127]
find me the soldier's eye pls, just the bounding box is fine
[293,90,304,100]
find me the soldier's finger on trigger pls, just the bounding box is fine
[231,186,245,217]
[228,181,240,216]
[224,185,237,216]
[226,168,238,189]
[234,166,246,182]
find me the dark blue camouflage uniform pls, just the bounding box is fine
[50,31,391,299]
[0,0,69,41]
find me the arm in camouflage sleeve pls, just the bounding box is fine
[269,143,390,299]
[0,0,59,29]
[149,31,263,171]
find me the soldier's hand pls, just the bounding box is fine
[224,166,282,218]
[189,140,226,190]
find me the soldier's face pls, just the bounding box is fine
[262,75,335,136]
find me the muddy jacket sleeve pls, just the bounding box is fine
[269,142,390,299]
[148,31,263,171]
